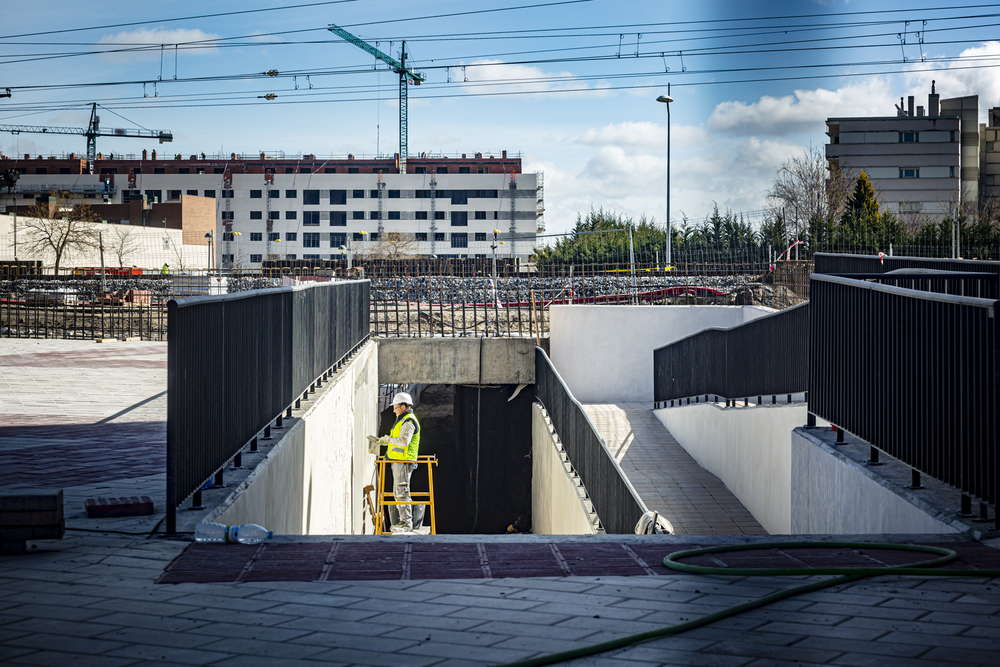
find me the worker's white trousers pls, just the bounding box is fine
[390,462,416,528]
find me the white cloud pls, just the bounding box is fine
[905,41,1000,122]
[460,59,609,98]
[707,78,891,136]
[98,28,222,62]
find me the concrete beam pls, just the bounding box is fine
[377,338,535,385]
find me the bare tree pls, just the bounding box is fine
[19,191,99,274]
[106,225,143,267]
[767,146,853,223]
[361,231,419,260]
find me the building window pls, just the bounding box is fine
[899,168,919,178]
[451,211,469,226]
[153,168,165,174]
[250,254,262,263]
[204,190,216,198]
[303,190,320,205]
[331,212,347,226]
[250,190,262,198]
[369,233,380,241]
[330,190,347,205]
[899,132,918,143]
[286,190,297,198]
[303,233,320,248]
[330,233,346,247]
[414,167,426,174]
[451,190,468,205]
[388,190,400,198]
[370,189,380,198]
[303,254,321,259]
[459,166,471,174]
[475,211,487,220]
[286,211,297,220]
[475,232,487,241]
[303,211,320,225]
[416,211,428,220]
[267,211,279,220]
[415,232,427,241]
[950,166,956,178]
[222,189,234,198]
[169,190,182,201]
[353,211,365,220]
[325,168,336,173]
[437,166,449,173]
[988,142,996,152]
[435,232,446,241]
[284,168,295,174]
[250,232,263,241]
[286,232,297,241]
[268,232,280,241]
[222,233,235,242]
[474,190,499,198]
[145,190,162,203]
[352,190,365,198]
[388,211,400,220]
[250,211,263,220]
[353,232,365,241]
[221,211,234,220]
[269,190,280,198]
[477,166,488,174]
[286,254,297,260]
[451,233,468,247]
[214,168,225,174]
[187,190,198,196]
[370,211,381,220]
[348,167,360,173]
[435,211,445,220]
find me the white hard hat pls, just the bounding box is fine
[391,392,413,406]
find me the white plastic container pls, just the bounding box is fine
[194,521,273,544]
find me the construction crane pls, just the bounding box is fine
[328,24,424,174]
[0,103,173,174]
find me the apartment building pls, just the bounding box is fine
[0,152,543,267]
[825,82,977,223]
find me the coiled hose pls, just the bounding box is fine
[499,541,1000,667]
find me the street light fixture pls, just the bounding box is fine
[656,91,673,269]
[204,231,214,270]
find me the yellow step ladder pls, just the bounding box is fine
[373,455,438,535]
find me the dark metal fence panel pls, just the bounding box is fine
[653,302,810,404]
[809,274,998,505]
[535,348,647,534]
[816,253,1000,298]
[167,280,370,531]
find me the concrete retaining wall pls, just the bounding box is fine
[549,305,772,402]
[654,403,806,535]
[531,403,597,535]
[378,337,534,385]
[212,341,379,534]
[791,428,961,535]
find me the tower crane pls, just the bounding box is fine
[328,24,424,174]
[0,103,173,174]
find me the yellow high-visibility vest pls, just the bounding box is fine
[386,412,420,461]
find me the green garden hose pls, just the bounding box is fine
[499,541,1000,667]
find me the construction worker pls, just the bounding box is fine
[380,392,420,533]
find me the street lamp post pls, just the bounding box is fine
[204,231,214,270]
[656,90,673,270]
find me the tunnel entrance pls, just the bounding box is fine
[378,383,533,534]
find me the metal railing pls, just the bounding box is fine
[653,302,810,406]
[815,253,1000,294]
[166,280,370,533]
[809,273,998,509]
[535,347,647,534]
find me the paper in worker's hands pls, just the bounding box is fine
[366,435,381,455]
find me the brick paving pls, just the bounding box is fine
[2,338,1000,665]
[584,403,766,535]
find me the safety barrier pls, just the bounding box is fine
[653,302,810,406]
[166,280,370,532]
[535,347,647,534]
[809,273,999,512]
[815,253,1000,298]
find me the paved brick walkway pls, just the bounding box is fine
[584,403,766,535]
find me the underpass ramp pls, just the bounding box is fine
[584,403,765,535]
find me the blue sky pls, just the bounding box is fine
[2,0,1000,234]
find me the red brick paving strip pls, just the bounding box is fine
[156,541,1000,584]
[0,347,166,368]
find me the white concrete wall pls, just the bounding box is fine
[549,305,772,403]
[213,341,379,534]
[531,403,597,535]
[654,403,807,535]
[791,429,961,535]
